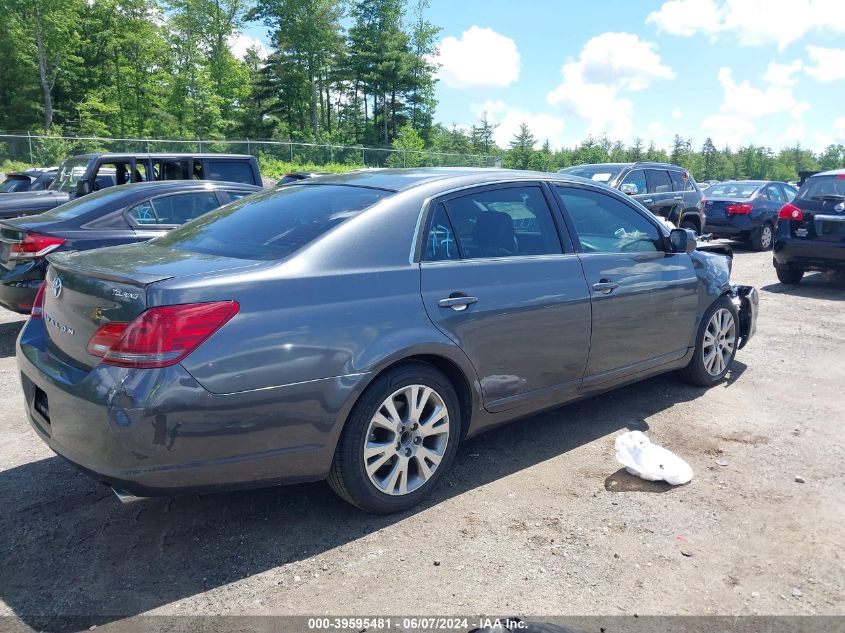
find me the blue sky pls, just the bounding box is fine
[239,0,845,152]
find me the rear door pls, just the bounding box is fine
[553,184,699,386]
[645,169,676,220]
[419,182,591,411]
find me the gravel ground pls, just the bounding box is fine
[1,245,843,628]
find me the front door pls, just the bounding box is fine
[552,184,699,384]
[419,183,592,411]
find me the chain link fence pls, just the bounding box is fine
[0,133,502,171]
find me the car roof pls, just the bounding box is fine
[714,180,767,186]
[67,153,255,160]
[814,168,845,177]
[296,167,595,192]
[89,180,262,196]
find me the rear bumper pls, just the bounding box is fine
[732,284,758,349]
[704,215,763,238]
[16,318,369,497]
[0,261,45,313]
[773,237,845,272]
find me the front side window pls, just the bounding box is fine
[154,184,391,260]
[555,186,662,254]
[49,156,91,192]
[431,186,562,260]
[620,169,647,195]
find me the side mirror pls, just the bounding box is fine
[620,183,639,195]
[75,180,90,197]
[670,228,696,253]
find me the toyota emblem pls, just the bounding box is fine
[51,277,63,299]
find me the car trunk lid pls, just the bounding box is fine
[42,243,263,369]
[703,197,748,222]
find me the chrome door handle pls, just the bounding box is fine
[673,195,684,200]
[642,198,654,204]
[438,295,478,311]
[592,280,620,294]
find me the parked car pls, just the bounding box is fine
[773,168,845,284]
[0,153,262,219]
[702,180,798,251]
[698,179,721,190]
[0,167,57,193]
[17,168,758,513]
[558,162,705,233]
[0,181,261,313]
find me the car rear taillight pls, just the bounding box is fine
[726,203,753,214]
[778,203,804,221]
[9,232,66,261]
[30,283,46,319]
[86,301,239,368]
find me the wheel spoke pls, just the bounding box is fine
[382,396,403,427]
[383,458,406,494]
[415,454,435,481]
[370,412,398,434]
[406,385,432,422]
[417,446,443,468]
[418,404,448,436]
[365,447,394,476]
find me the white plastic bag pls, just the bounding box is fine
[614,431,694,485]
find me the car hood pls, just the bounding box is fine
[0,189,69,212]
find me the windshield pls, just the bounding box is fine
[153,184,392,260]
[49,156,91,192]
[0,176,31,193]
[705,183,760,198]
[798,175,845,200]
[558,165,624,183]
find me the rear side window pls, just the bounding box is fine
[0,177,31,192]
[782,184,797,202]
[764,184,785,203]
[129,191,221,225]
[646,169,672,194]
[153,184,391,260]
[555,186,661,254]
[669,171,686,192]
[155,159,191,180]
[798,176,845,200]
[426,186,562,260]
[205,161,254,184]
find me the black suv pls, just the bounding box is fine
[558,162,705,233]
[773,168,845,284]
[0,153,262,219]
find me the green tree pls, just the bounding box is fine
[506,123,536,170]
[386,124,425,166]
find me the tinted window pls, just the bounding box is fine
[669,171,686,192]
[129,191,221,225]
[797,176,845,200]
[155,159,191,180]
[424,203,459,261]
[619,169,647,195]
[556,186,661,254]
[782,184,797,202]
[154,184,391,260]
[441,186,562,259]
[647,169,672,194]
[206,161,254,184]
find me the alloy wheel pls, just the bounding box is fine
[702,308,736,376]
[760,225,773,249]
[363,384,450,496]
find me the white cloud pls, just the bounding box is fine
[716,67,808,118]
[229,33,270,60]
[470,100,508,117]
[805,46,845,82]
[546,32,674,141]
[476,105,566,149]
[701,114,756,147]
[648,0,845,50]
[672,108,683,119]
[431,26,520,89]
[763,59,802,86]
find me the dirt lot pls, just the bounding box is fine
[1,246,843,628]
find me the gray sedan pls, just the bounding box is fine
[17,168,758,513]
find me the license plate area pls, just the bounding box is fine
[33,386,50,425]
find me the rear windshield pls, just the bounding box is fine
[798,175,845,200]
[35,186,121,220]
[153,184,392,260]
[558,165,624,183]
[705,183,759,198]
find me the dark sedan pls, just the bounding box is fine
[773,169,845,284]
[703,180,798,251]
[0,167,57,193]
[0,180,261,312]
[16,168,758,513]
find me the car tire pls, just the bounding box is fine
[751,222,774,251]
[680,219,698,235]
[681,295,739,387]
[328,362,461,514]
[775,265,804,284]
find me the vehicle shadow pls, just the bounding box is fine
[0,373,717,630]
[0,318,24,358]
[761,271,845,301]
